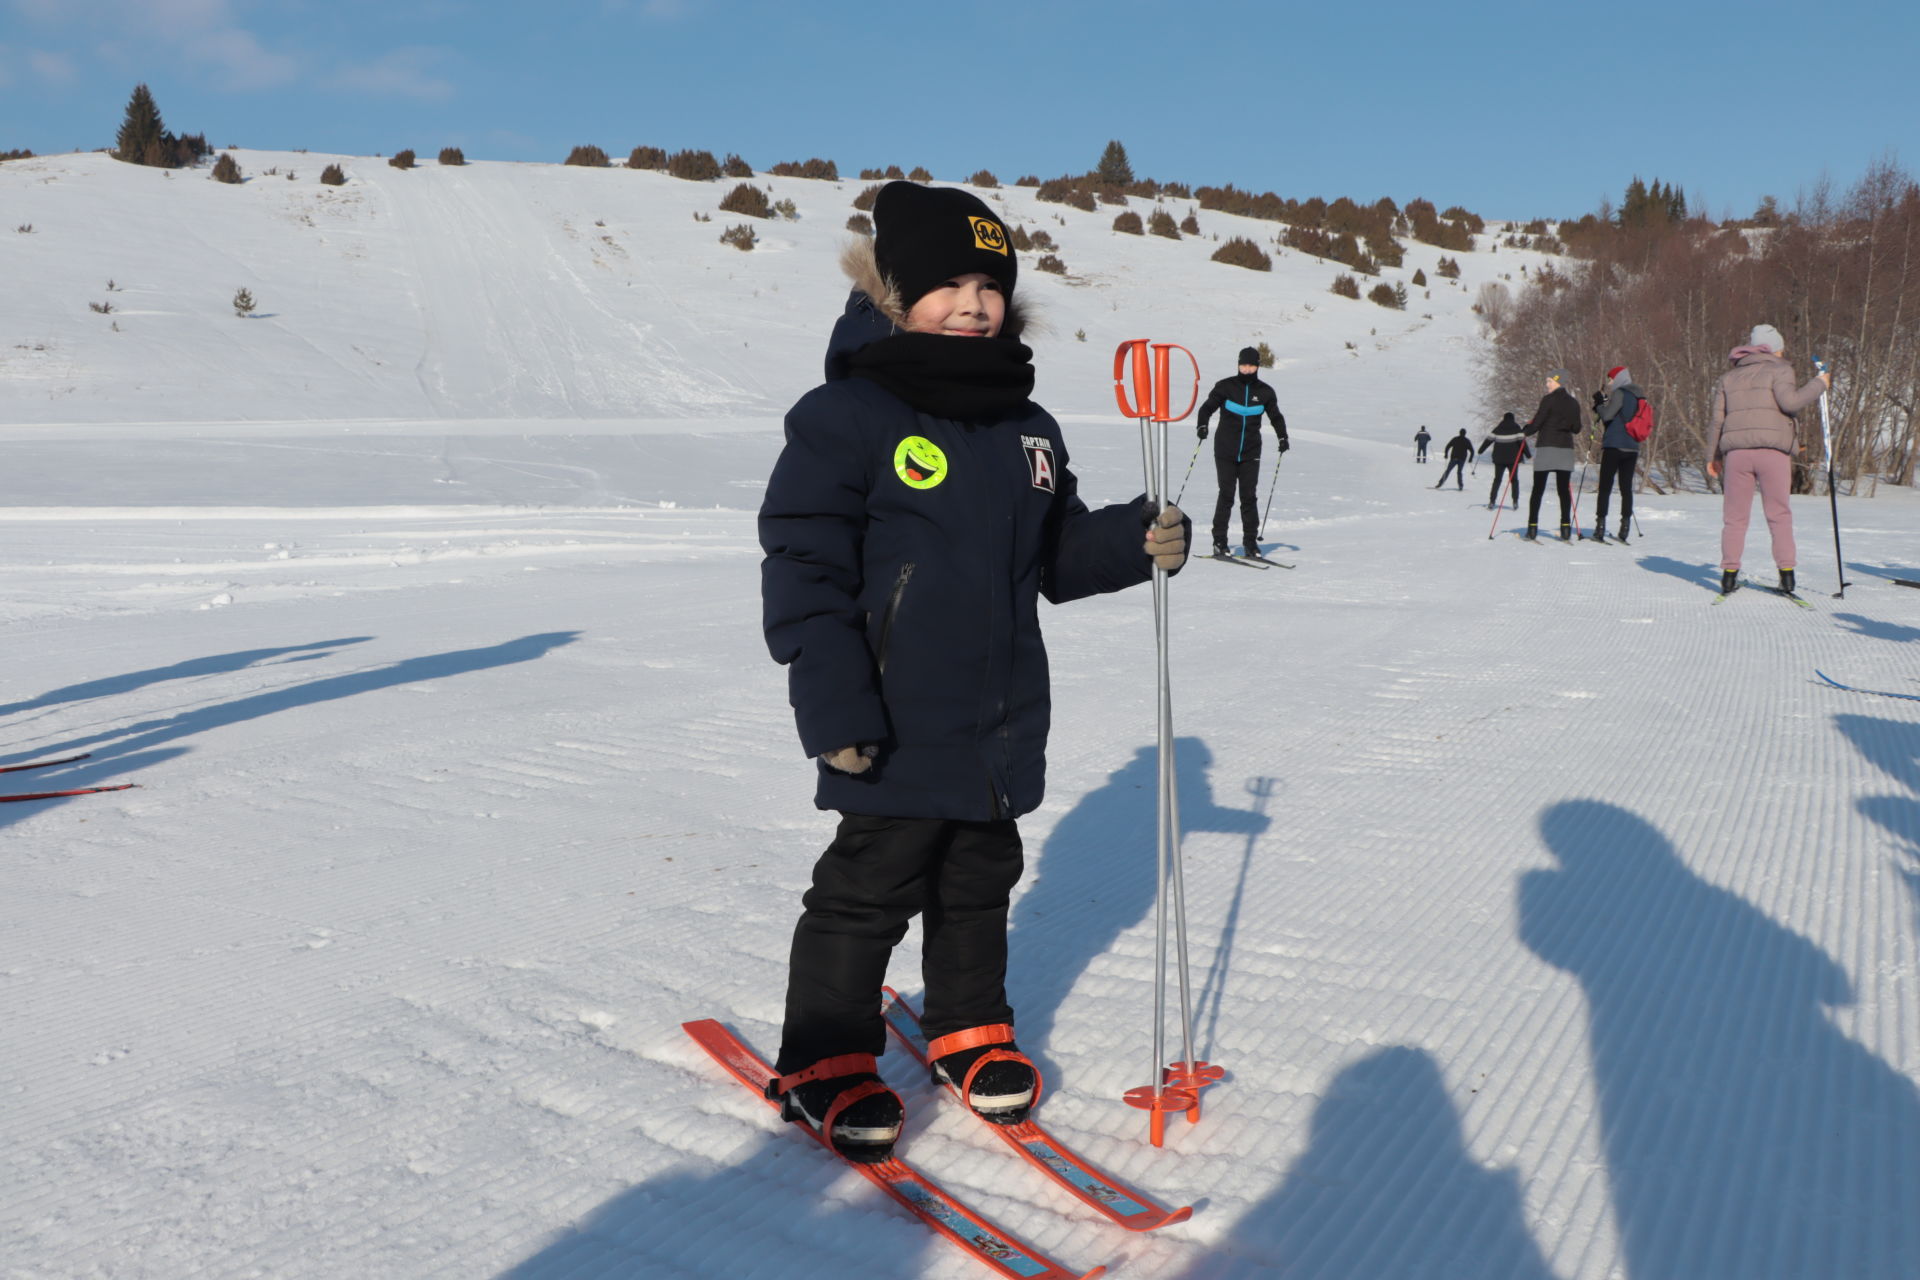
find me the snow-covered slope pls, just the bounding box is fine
[3,151,1919,1280]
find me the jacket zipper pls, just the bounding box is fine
[876,562,915,675]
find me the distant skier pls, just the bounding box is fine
[757,181,1189,1163]
[1706,324,1829,595]
[1196,346,1289,557]
[1478,412,1528,508]
[1523,370,1582,540]
[1588,365,1646,543]
[1434,429,1472,489]
[1414,426,1432,463]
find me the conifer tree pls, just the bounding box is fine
[1095,140,1133,187]
[115,83,167,167]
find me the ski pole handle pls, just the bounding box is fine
[1115,339,1153,420]
[1149,344,1201,423]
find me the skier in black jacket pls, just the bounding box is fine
[1434,429,1473,489]
[757,182,1188,1164]
[1195,348,1289,557]
[1523,370,1583,540]
[1478,412,1527,508]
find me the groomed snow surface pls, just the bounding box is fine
[4,152,1919,1279]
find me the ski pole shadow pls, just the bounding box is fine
[1196,776,1274,1059]
[1170,1046,1561,1279]
[0,637,372,726]
[1831,613,1920,644]
[0,633,579,834]
[1518,799,1920,1279]
[1008,738,1268,1078]
[1634,554,1719,591]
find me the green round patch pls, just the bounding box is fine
[893,436,949,489]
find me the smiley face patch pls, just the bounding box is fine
[894,436,949,489]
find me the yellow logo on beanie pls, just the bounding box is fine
[970,216,1008,256]
[894,436,949,489]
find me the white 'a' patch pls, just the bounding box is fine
[1024,436,1056,493]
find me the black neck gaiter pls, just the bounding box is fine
[847,333,1035,419]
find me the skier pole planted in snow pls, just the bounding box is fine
[1488,450,1525,539]
[1257,450,1284,542]
[1815,357,1850,598]
[1113,339,1219,1147]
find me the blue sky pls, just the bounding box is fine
[2,0,1912,220]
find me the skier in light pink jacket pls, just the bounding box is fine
[1705,323,1831,596]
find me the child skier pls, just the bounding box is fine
[757,181,1190,1162]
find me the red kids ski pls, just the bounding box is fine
[880,990,1193,1232]
[682,1019,1105,1280]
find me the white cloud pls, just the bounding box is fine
[27,47,74,84]
[9,0,301,92]
[191,25,297,91]
[329,47,455,103]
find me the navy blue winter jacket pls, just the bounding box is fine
[759,291,1154,821]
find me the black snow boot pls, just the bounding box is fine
[929,1026,1038,1126]
[1559,523,1573,542]
[1243,542,1260,559]
[1780,568,1796,594]
[1590,523,1607,543]
[1523,524,1539,541]
[1720,569,1739,595]
[1212,541,1229,558]
[769,1054,904,1164]
[1616,520,1630,544]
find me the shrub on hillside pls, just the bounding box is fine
[113,83,207,168]
[1211,237,1271,271]
[969,169,999,188]
[858,165,906,180]
[1180,211,1200,235]
[720,223,757,251]
[1014,174,1040,187]
[667,149,721,181]
[722,153,753,177]
[1331,273,1361,299]
[1161,182,1193,199]
[1009,224,1033,251]
[1112,210,1144,235]
[438,147,465,166]
[389,149,415,169]
[1036,178,1096,212]
[1098,188,1128,206]
[908,166,932,181]
[1435,255,1462,279]
[719,182,774,217]
[1411,267,1427,287]
[233,287,255,316]
[1255,341,1275,367]
[1095,140,1134,187]
[1029,229,1057,252]
[852,183,882,211]
[1149,209,1180,239]
[846,213,873,235]
[770,158,838,180]
[1035,254,1067,275]
[1,149,34,162]
[774,197,798,220]
[1368,282,1407,309]
[320,163,347,186]
[211,153,243,184]
[565,145,611,167]
[627,146,667,170]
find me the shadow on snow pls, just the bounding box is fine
[1519,799,1920,1279]
[1832,712,1920,949]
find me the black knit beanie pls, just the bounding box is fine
[873,181,1018,312]
[1238,346,1261,366]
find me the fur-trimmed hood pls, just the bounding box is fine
[822,237,1029,382]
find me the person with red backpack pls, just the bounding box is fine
[1588,365,1651,543]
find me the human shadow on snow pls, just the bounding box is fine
[1171,1047,1561,1280]
[0,637,370,726]
[1519,799,1920,1280]
[1830,612,1920,644]
[1008,738,1268,1075]
[0,633,578,832]
[1832,712,1920,946]
[499,1127,939,1279]
[1633,554,1720,592]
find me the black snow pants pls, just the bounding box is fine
[1595,448,1637,526]
[1527,469,1573,529]
[1212,453,1262,549]
[776,814,1023,1072]
[1437,457,1467,489]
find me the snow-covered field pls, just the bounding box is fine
[4,152,1919,1279]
